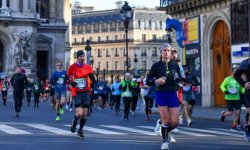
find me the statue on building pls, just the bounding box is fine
[12,31,33,67]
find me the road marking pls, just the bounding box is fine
[0,124,32,135]
[64,125,126,135]
[26,124,71,135]
[101,125,156,136]
[209,128,244,135]
[180,127,243,137]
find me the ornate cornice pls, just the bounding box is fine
[160,0,231,18]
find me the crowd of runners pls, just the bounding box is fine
[0,43,249,150]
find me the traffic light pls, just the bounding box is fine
[166,18,186,48]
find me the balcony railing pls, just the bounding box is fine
[160,0,187,7]
[72,39,167,45]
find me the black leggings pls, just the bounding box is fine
[123,97,132,119]
[13,89,24,113]
[113,95,121,113]
[144,96,153,116]
[34,93,40,107]
[131,95,138,112]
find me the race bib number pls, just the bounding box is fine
[124,91,131,97]
[34,85,39,90]
[98,86,104,90]
[75,78,87,89]
[2,87,6,91]
[183,85,191,92]
[57,78,64,84]
[229,87,237,94]
[27,87,31,91]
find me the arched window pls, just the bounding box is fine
[36,0,49,19]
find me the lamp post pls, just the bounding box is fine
[96,68,99,81]
[85,39,92,65]
[133,53,138,75]
[103,69,106,81]
[120,1,132,73]
[111,70,114,84]
[90,57,94,67]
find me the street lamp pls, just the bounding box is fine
[133,53,138,75]
[120,1,132,73]
[96,68,99,81]
[90,57,94,67]
[85,39,92,65]
[111,70,114,84]
[103,69,106,81]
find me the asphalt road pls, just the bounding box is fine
[0,100,249,150]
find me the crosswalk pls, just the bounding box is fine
[0,123,244,138]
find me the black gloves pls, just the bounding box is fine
[70,81,77,87]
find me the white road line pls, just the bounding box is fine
[64,125,126,135]
[0,124,32,135]
[26,124,71,135]
[209,128,244,134]
[101,125,156,136]
[179,127,243,137]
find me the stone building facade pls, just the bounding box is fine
[160,0,248,107]
[0,0,71,80]
[72,8,169,82]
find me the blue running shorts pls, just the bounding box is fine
[155,91,179,108]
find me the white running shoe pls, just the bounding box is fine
[154,119,162,135]
[172,128,180,133]
[161,142,169,150]
[179,116,183,125]
[131,111,135,116]
[65,105,69,110]
[187,118,192,127]
[70,108,73,112]
[170,133,176,143]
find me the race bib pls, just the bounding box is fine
[34,85,39,90]
[57,78,64,84]
[94,90,97,94]
[98,86,104,90]
[183,85,191,92]
[27,87,31,91]
[229,87,237,94]
[2,87,6,91]
[75,78,87,89]
[124,91,131,97]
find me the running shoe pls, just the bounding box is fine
[230,125,239,132]
[170,133,176,143]
[70,108,73,112]
[131,111,135,116]
[179,116,183,125]
[154,119,161,135]
[15,112,19,117]
[244,124,250,142]
[70,119,77,133]
[220,111,226,122]
[77,131,84,138]
[65,105,69,110]
[187,118,193,127]
[161,141,169,150]
[60,108,65,115]
[55,116,61,121]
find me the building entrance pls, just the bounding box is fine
[37,51,48,81]
[212,20,231,107]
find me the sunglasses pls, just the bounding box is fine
[57,64,62,66]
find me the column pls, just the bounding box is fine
[1,0,8,9]
[49,0,56,22]
[10,0,20,13]
[56,0,64,23]
[23,0,30,13]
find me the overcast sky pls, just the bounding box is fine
[71,0,159,10]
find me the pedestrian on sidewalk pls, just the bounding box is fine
[10,66,28,117]
[147,43,181,150]
[0,76,10,106]
[67,50,96,138]
[220,67,245,131]
[234,58,250,141]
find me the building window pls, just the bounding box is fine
[115,61,119,70]
[98,36,101,42]
[89,37,92,42]
[115,35,118,41]
[99,23,102,32]
[142,61,147,70]
[106,61,109,70]
[152,47,157,56]
[142,34,146,41]
[106,36,109,42]
[91,24,94,33]
[140,20,145,29]
[106,49,110,57]
[98,62,101,69]
[152,34,157,41]
[74,38,77,44]
[97,49,102,57]
[36,0,50,19]
[81,37,84,44]
[115,48,119,57]
[141,47,147,56]
[123,47,126,56]
[151,21,156,30]
[107,23,110,31]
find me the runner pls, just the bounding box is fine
[0,76,10,106]
[26,79,33,107]
[33,77,42,108]
[131,78,140,116]
[120,72,134,120]
[67,50,96,138]
[234,58,250,141]
[111,76,122,115]
[147,43,181,150]
[50,62,67,121]
[220,67,245,131]
[96,77,107,110]
[10,66,28,117]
